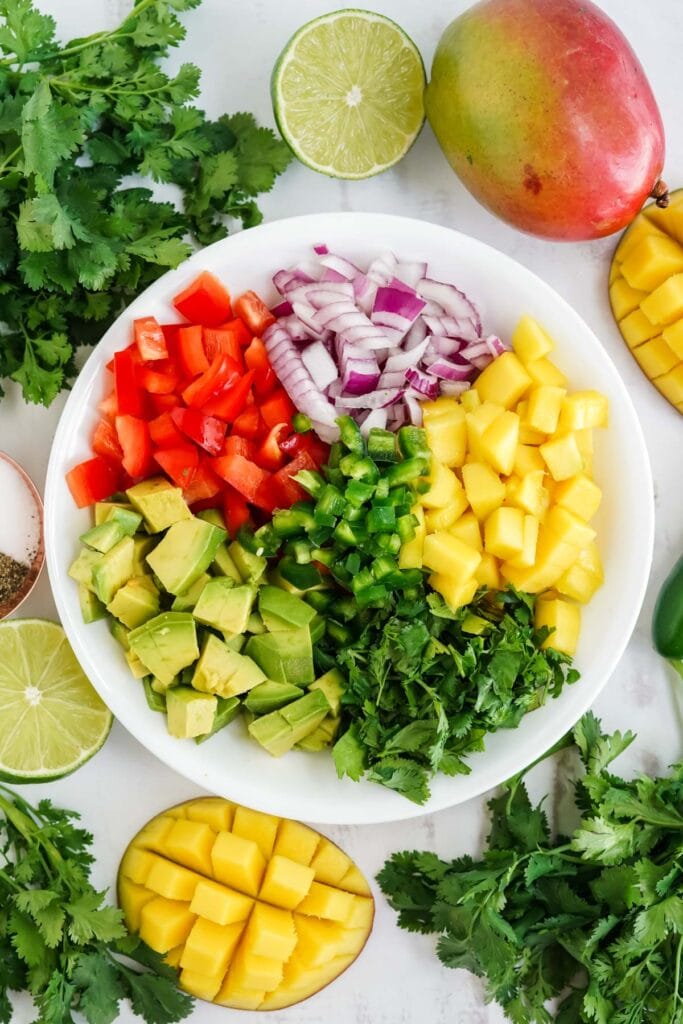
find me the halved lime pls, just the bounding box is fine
[272,9,426,179]
[0,619,112,782]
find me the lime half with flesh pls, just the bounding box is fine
[272,9,426,179]
[0,619,112,782]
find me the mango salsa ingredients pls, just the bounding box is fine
[118,798,374,1009]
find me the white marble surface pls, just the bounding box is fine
[2,1,682,1021]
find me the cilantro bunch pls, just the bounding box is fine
[0,785,192,1024]
[378,712,683,1024]
[321,588,578,804]
[0,0,292,405]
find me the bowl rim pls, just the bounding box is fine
[44,211,654,824]
[0,451,45,620]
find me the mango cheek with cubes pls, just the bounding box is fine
[399,315,608,657]
[117,798,374,1011]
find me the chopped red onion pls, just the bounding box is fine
[405,367,440,399]
[301,340,339,391]
[359,408,389,435]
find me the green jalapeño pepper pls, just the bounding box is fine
[652,555,683,678]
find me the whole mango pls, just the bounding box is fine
[425,0,667,241]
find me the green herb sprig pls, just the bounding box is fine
[378,712,683,1023]
[0,0,292,405]
[0,785,193,1024]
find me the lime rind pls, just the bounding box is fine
[272,9,426,180]
[0,618,113,783]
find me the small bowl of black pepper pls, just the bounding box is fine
[0,452,44,619]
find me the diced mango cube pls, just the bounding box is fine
[479,410,520,475]
[575,541,604,581]
[338,866,372,897]
[292,916,347,968]
[555,563,603,603]
[229,944,284,993]
[164,945,183,968]
[525,357,567,389]
[507,515,539,569]
[179,968,225,1001]
[137,815,175,851]
[633,335,679,378]
[310,839,352,886]
[242,903,297,961]
[558,391,609,431]
[539,433,584,481]
[465,402,504,459]
[512,315,554,363]
[259,854,315,910]
[422,532,482,582]
[425,503,460,532]
[428,574,478,610]
[231,806,280,861]
[215,975,265,1010]
[420,460,460,509]
[484,507,525,560]
[421,396,461,424]
[139,897,196,953]
[297,881,356,923]
[535,597,581,655]
[609,277,648,320]
[424,406,467,467]
[615,217,669,262]
[506,470,550,520]
[640,273,683,325]
[345,896,375,930]
[180,917,244,976]
[189,879,253,926]
[117,879,155,932]
[575,428,594,476]
[474,552,500,589]
[211,831,266,896]
[620,234,683,291]
[145,855,202,902]
[185,797,234,833]
[120,847,155,886]
[462,462,506,520]
[525,386,566,434]
[162,819,215,876]
[620,308,660,348]
[499,560,564,593]
[654,363,683,404]
[398,504,425,569]
[513,443,546,476]
[553,474,602,521]
[273,820,320,866]
[535,527,581,573]
[662,318,683,360]
[459,388,481,412]
[545,505,597,549]
[475,352,532,408]
[449,511,483,551]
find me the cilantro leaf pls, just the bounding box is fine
[0,0,55,62]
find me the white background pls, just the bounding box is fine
[2,1,682,1022]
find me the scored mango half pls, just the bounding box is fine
[118,798,374,1011]
[609,188,683,414]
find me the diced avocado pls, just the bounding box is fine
[193,581,256,634]
[143,677,166,713]
[309,614,325,645]
[127,477,192,533]
[128,612,199,686]
[166,686,217,739]
[221,651,266,698]
[171,573,210,612]
[258,586,317,632]
[106,506,143,535]
[247,690,330,757]
[228,541,267,584]
[222,632,246,653]
[92,536,135,604]
[68,548,103,591]
[78,584,106,624]
[247,611,266,635]
[197,508,226,530]
[296,715,341,751]
[80,520,126,554]
[146,518,226,595]
[308,668,345,716]
[107,576,160,629]
[243,681,304,715]
[195,696,240,744]
[245,628,314,685]
[95,501,134,526]
[192,634,266,698]
[151,676,177,694]
[125,647,149,679]
[267,567,307,596]
[132,535,157,577]
[110,618,130,650]
[212,544,243,582]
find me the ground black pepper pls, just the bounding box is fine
[0,552,28,605]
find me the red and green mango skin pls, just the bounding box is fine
[424,0,665,241]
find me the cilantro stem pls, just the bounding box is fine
[0,145,22,178]
[673,936,683,1021]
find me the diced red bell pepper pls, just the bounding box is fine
[222,486,251,538]
[148,411,186,449]
[114,349,144,417]
[279,430,329,467]
[260,388,296,429]
[177,325,209,378]
[244,338,277,398]
[255,423,289,471]
[231,405,263,438]
[154,445,198,489]
[182,353,241,409]
[202,370,254,422]
[171,407,226,456]
[160,324,180,353]
[98,390,119,419]
[149,393,181,415]
[271,449,318,507]
[137,362,179,395]
[115,415,154,479]
[234,291,276,336]
[182,461,223,504]
[134,316,168,361]
[92,419,123,463]
[203,326,244,366]
[212,452,270,504]
[174,271,232,327]
[222,317,252,348]
[224,435,256,459]
[66,456,121,508]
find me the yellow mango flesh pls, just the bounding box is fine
[118,799,374,1011]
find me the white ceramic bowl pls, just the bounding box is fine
[45,212,653,824]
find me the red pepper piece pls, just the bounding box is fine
[114,349,144,417]
[171,407,226,456]
[202,370,254,421]
[234,290,276,335]
[149,393,181,415]
[154,445,198,489]
[91,419,123,463]
[66,457,121,508]
[212,452,270,504]
[255,423,289,471]
[260,388,296,429]
[203,326,244,366]
[271,449,318,507]
[182,353,241,408]
[98,390,119,419]
[223,317,252,348]
[222,486,251,538]
[224,435,256,459]
[173,271,232,327]
[134,316,168,361]
[182,460,223,504]
[244,337,277,398]
[148,411,186,449]
[137,362,179,395]
[231,405,263,438]
[177,324,209,378]
[115,415,154,479]
[279,431,329,467]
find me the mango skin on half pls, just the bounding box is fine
[117,798,374,1011]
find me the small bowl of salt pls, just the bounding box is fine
[0,452,44,619]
